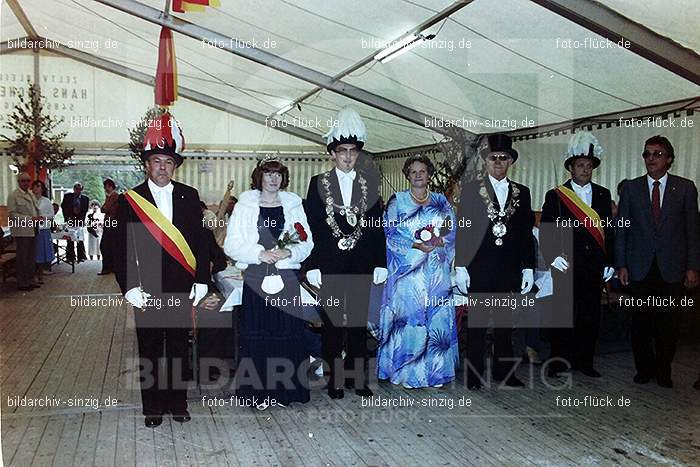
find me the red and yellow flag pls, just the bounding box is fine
[124,189,196,276]
[155,27,178,106]
[172,0,220,13]
[555,185,605,252]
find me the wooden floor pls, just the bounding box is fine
[1,261,699,466]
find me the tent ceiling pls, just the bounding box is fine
[1,0,699,152]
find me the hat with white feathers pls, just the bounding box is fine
[564,131,603,170]
[324,106,367,154]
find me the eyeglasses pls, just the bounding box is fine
[334,147,360,157]
[487,155,512,162]
[642,150,667,160]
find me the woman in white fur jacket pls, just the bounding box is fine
[223,159,314,409]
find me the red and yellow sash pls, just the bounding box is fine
[554,185,605,252]
[124,189,196,276]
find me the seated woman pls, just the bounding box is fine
[224,158,313,409]
[377,154,459,388]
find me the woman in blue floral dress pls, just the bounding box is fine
[377,155,459,388]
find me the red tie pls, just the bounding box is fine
[651,181,661,224]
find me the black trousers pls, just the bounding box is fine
[319,274,372,389]
[15,236,36,288]
[66,239,86,261]
[465,323,515,383]
[100,225,116,272]
[135,310,190,416]
[549,281,602,370]
[629,261,682,380]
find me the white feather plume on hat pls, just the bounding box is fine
[324,106,367,153]
[564,131,603,169]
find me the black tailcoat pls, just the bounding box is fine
[455,177,536,293]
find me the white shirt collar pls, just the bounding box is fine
[647,173,668,187]
[571,180,592,192]
[148,179,174,194]
[488,175,509,188]
[335,167,356,180]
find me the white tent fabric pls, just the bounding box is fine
[2,0,699,154]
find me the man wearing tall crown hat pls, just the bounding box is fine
[540,131,615,379]
[454,133,536,389]
[303,106,387,399]
[114,112,209,428]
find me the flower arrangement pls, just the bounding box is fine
[276,222,308,249]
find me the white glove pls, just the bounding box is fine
[454,267,470,295]
[520,268,534,294]
[373,267,388,285]
[306,269,322,288]
[125,287,150,309]
[189,283,208,307]
[602,266,615,282]
[550,256,569,272]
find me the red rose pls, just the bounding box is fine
[294,222,308,241]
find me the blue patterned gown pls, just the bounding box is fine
[377,191,459,388]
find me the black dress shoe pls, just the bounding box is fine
[355,387,373,397]
[633,373,651,384]
[693,378,700,390]
[467,380,482,390]
[656,377,673,388]
[580,367,602,378]
[97,270,112,275]
[503,376,525,387]
[327,388,344,399]
[172,411,191,423]
[144,416,163,428]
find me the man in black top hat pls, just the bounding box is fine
[455,134,536,389]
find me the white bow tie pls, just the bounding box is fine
[338,170,356,181]
[154,184,174,195]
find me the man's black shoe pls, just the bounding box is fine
[355,387,373,397]
[172,411,191,423]
[693,378,700,390]
[327,388,344,399]
[97,270,112,275]
[580,367,602,378]
[503,376,525,387]
[467,380,482,390]
[144,416,163,428]
[656,377,673,388]
[633,373,651,384]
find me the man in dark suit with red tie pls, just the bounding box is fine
[540,132,615,379]
[114,113,209,427]
[616,135,700,388]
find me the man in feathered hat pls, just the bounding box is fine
[114,112,209,427]
[540,131,614,378]
[455,133,536,389]
[304,106,387,399]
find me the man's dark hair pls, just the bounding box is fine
[103,178,116,189]
[644,135,675,167]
